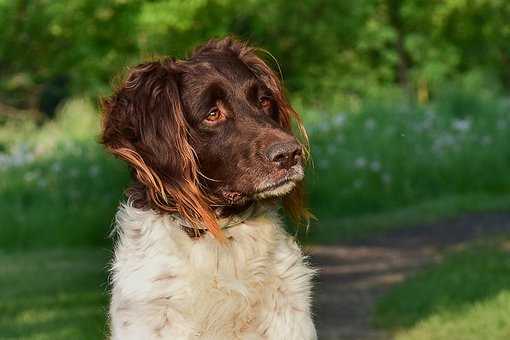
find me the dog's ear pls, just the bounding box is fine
[101,59,223,239]
[232,39,313,226]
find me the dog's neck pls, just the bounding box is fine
[179,200,278,238]
[215,200,253,219]
[217,202,262,229]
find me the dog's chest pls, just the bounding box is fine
[110,206,296,339]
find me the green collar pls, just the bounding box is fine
[173,203,265,232]
[217,203,261,230]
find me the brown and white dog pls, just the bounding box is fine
[101,37,317,340]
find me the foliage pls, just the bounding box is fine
[1,0,509,111]
[375,237,510,340]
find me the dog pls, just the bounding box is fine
[101,37,317,340]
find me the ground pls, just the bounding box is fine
[310,212,510,340]
[2,212,510,339]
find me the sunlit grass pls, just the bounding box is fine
[0,248,109,339]
[392,291,510,340]
[375,237,510,340]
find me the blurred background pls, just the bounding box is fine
[1,0,510,339]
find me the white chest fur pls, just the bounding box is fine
[109,204,317,340]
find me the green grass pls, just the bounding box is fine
[0,99,129,249]
[308,91,510,220]
[0,248,109,339]
[1,92,510,248]
[307,193,510,243]
[375,237,510,340]
[391,292,510,340]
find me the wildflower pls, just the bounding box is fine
[354,157,367,169]
[424,109,436,118]
[353,179,363,189]
[37,178,48,189]
[318,122,329,133]
[370,161,381,172]
[51,163,62,173]
[318,159,330,169]
[497,119,507,130]
[364,118,376,131]
[8,145,35,168]
[24,171,37,183]
[69,168,80,178]
[432,133,456,155]
[326,145,337,155]
[382,174,392,185]
[481,136,492,146]
[89,165,100,177]
[333,114,346,127]
[0,153,7,170]
[70,189,81,200]
[451,119,471,132]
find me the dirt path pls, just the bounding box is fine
[309,212,510,340]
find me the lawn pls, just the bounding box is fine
[3,237,510,339]
[0,248,109,340]
[375,237,510,340]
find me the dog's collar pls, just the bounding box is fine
[173,203,265,237]
[218,203,261,230]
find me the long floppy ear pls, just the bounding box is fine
[101,59,223,240]
[209,38,313,226]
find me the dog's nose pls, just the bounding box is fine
[266,142,302,169]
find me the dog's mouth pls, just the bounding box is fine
[221,166,304,205]
[253,176,300,199]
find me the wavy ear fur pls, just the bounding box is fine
[101,59,223,240]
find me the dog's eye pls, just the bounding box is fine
[259,97,272,109]
[205,107,224,123]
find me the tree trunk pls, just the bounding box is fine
[386,0,413,96]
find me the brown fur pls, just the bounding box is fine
[101,37,310,239]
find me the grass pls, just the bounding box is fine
[0,99,129,249]
[308,90,510,220]
[307,193,510,243]
[0,248,109,339]
[392,291,510,340]
[3,240,510,340]
[1,90,510,249]
[375,237,510,340]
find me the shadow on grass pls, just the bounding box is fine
[0,248,109,339]
[374,238,510,330]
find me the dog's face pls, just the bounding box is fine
[101,38,309,236]
[181,54,304,206]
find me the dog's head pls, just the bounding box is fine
[101,37,310,239]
